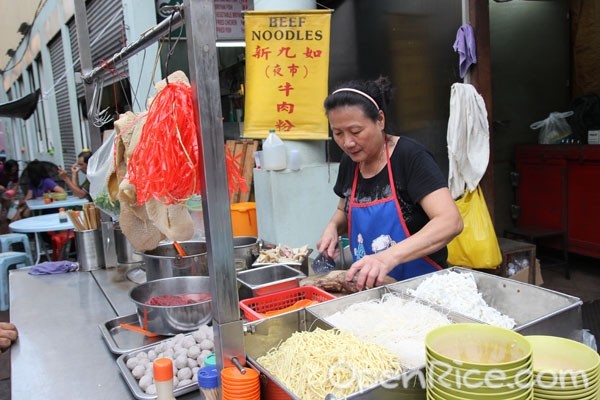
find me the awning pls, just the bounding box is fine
[0,89,40,120]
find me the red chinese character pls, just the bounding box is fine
[252,45,271,60]
[272,64,284,77]
[303,47,322,59]
[277,47,297,58]
[277,102,295,114]
[287,64,299,77]
[278,82,294,97]
[275,119,296,132]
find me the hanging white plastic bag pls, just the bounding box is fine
[530,111,574,144]
[87,130,120,218]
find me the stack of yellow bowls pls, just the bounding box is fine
[425,323,534,400]
[526,335,600,400]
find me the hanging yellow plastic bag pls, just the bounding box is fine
[447,186,502,269]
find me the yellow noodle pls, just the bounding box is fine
[257,328,403,399]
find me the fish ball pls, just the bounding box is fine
[132,365,146,379]
[192,330,205,343]
[173,333,185,343]
[139,375,153,391]
[172,376,179,388]
[182,336,196,349]
[137,358,151,367]
[199,339,213,351]
[174,354,188,370]
[178,379,193,388]
[126,357,139,370]
[148,350,157,361]
[187,358,198,369]
[145,384,157,395]
[136,351,148,359]
[177,367,192,381]
[187,345,201,359]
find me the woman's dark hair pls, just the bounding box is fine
[324,76,395,129]
[79,151,93,164]
[4,160,18,174]
[25,160,49,187]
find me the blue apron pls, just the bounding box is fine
[348,143,442,281]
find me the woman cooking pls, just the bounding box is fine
[317,77,463,290]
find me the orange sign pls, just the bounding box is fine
[243,10,331,140]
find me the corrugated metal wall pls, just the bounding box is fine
[49,33,77,167]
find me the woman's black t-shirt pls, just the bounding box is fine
[334,136,449,266]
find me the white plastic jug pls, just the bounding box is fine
[263,130,287,170]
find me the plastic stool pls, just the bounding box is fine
[0,233,34,265]
[0,251,30,311]
[50,231,75,261]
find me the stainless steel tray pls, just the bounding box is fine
[99,313,166,355]
[387,267,583,341]
[116,335,199,400]
[252,247,313,276]
[237,263,306,299]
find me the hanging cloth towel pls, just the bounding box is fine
[453,24,477,79]
[447,83,490,199]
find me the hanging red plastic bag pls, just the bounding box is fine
[447,186,502,269]
[128,82,203,205]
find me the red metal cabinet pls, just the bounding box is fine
[515,145,600,259]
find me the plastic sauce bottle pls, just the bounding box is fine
[6,200,19,220]
[58,208,68,223]
[263,130,287,170]
[153,358,176,400]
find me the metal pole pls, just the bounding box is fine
[73,0,102,151]
[184,0,244,370]
[81,11,183,83]
[461,0,471,84]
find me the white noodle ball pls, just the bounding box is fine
[147,350,157,361]
[177,367,192,381]
[178,379,193,388]
[174,354,188,370]
[139,375,153,391]
[132,365,146,379]
[136,351,148,359]
[126,357,138,370]
[199,339,213,351]
[187,345,201,359]
[192,329,205,343]
[145,384,157,395]
[187,358,198,369]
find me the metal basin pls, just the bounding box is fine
[129,276,212,335]
[237,263,306,299]
[138,241,208,282]
[233,236,260,272]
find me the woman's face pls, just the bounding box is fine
[328,105,385,163]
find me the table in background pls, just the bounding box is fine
[26,195,89,211]
[9,213,74,264]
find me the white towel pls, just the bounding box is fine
[447,83,490,199]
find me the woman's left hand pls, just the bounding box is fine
[346,252,393,290]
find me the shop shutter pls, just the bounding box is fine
[49,33,77,168]
[68,0,128,97]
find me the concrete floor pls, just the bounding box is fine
[0,254,598,400]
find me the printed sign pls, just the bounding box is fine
[243,10,331,140]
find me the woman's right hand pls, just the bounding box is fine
[317,223,340,259]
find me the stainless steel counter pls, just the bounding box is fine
[9,268,198,400]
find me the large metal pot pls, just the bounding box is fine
[114,225,143,265]
[233,236,260,272]
[129,276,212,335]
[138,241,208,282]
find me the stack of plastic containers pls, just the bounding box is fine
[221,366,260,400]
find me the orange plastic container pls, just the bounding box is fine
[239,286,336,321]
[230,202,258,237]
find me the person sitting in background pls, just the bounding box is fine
[0,159,19,196]
[13,160,66,220]
[0,322,18,352]
[58,150,92,200]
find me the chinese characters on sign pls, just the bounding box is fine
[244,11,331,140]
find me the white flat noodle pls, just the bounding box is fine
[324,294,452,369]
[407,271,516,329]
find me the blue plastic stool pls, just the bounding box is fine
[0,251,30,311]
[0,233,34,265]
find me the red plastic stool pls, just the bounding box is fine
[50,231,75,261]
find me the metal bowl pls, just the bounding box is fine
[138,241,208,282]
[129,276,212,335]
[233,236,260,272]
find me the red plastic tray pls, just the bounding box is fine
[240,286,336,321]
